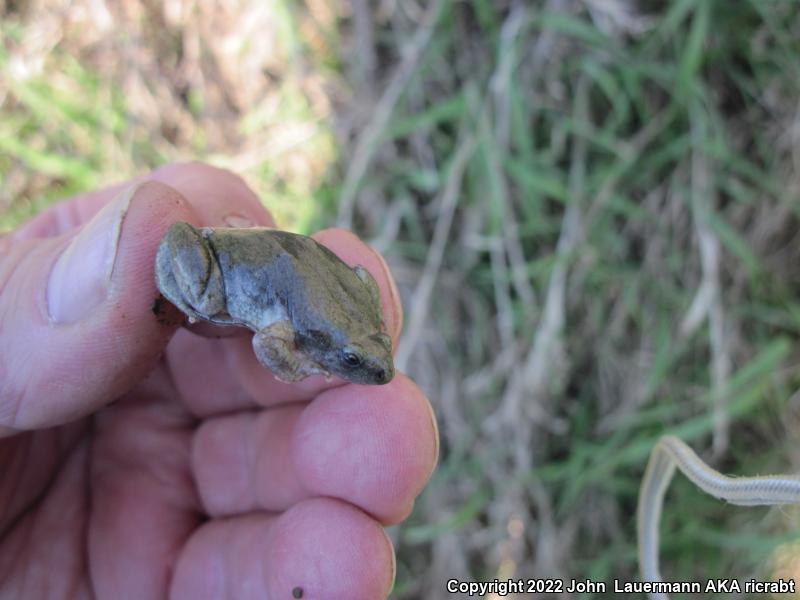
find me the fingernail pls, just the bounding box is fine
[47,184,139,324]
[425,397,440,466]
[381,527,397,594]
[223,213,255,228]
[368,246,403,343]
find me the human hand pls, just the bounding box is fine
[0,163,438,599]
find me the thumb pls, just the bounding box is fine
[0,181,193,435]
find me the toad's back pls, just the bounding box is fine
[206,229,377,335]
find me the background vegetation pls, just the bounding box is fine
[3,0,800,597]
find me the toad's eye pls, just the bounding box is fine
[343,350,362,367]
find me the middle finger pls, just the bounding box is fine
[190,373,438,524]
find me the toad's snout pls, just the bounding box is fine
[365,352,394,385]
[374,364,394,385]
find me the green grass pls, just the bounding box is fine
[376,1,800,596]
[4,0,800,597]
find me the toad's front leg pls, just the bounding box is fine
[252,320,327,383]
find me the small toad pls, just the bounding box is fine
[155,222,394,385]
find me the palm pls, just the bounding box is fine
[1,356,197,598]
[3,330,432,599]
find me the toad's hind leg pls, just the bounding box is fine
[155,222,226,322]
[354,265,381,310]
[252,321,325,383]
[354,265,386,331]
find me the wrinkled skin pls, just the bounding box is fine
[0,163,438,599]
